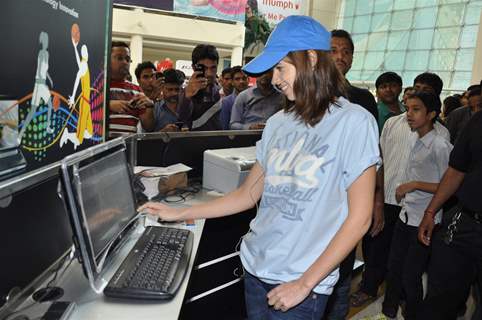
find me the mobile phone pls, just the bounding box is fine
[128,99,137,109]
[175,121,184,129]
[41,301,76,320]
[193,64,205,78]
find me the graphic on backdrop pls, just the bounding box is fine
[18,31,55,144]
[0,1,109,166]
[244,0,306,57]
[62,24,94,149]
[245,0,271,57]
[14,25,103,159]
[257,0,305,26]
[174,0,247,23]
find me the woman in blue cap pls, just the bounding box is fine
[140,15,380,318]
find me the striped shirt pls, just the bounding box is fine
[109,80,145,137]
[380,112,450,206]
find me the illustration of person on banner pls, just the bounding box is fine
[244,0,271,56]
[63,23,93,149]
[18,31,55,143]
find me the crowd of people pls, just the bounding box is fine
[107,41,285,137]
[110,15,481,320]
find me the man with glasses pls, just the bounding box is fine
[108,41,154,138]
[178,44,222,131]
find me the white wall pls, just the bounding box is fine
[112,7,246,79]
[308,0,342,30]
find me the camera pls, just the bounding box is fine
[155,72,164,80]
[175,121,184,129]
[193,64,205,78]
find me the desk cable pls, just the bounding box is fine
[233,167,264,279]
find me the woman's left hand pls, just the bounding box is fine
[266,279,312,312]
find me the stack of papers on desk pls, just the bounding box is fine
[135,164,192,199]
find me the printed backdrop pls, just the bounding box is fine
[0,0,111,170]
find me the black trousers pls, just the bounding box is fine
[360,203,401,296]
[416,210,482,320]
[382,219,430,319]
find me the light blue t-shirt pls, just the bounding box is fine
[240,97,380,295]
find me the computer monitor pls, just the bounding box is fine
[60,138,140,292]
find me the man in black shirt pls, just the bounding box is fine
[417,81,482,319]
[330,29,378,121]
[323,29,379,320]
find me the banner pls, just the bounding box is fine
[257,0,306,26]
[244,0,305,57]
[0,1,111,170]
[114,0,174,11]
[174,0,247,23]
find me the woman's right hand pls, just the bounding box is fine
[138,202,187,222]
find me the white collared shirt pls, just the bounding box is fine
[399,130,453,226]
[380,112,450,206]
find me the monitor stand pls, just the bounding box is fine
[32,287,64,303]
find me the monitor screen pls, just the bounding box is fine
[75,149,137,261]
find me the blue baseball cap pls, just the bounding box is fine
[243,15,331,75]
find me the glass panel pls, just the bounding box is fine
[361,70,379,82]
[439,0,465,4]
[465,2,482,25]
[371,12,391,32]
[356,0,374,15]
[374,0,393,13]
[402,71,420,87]
[429,49,456,71]
[368,32,388,51]
[460,25,478,48]
[413,7,437,29]
[343,0,356,17]
[351,51,365,70]
[352,34,368,51]
[409,29,434,50]
[437,3,465,27]
[391,10,413,31]
[347,70,362,82]
[430,71,452,90]
[416,0,437,8]
[405,50,430,71]
[353,15,371,34]
[387,31,410,50]
[364,51,385,70]
[394,0,416,10]
[454,49,475,72]
[342,17,354,32]
[384,51,406,71]
[451,72,472,90]
[433,27,461,49]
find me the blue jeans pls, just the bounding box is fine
[244,272,329,320]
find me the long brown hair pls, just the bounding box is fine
[284,50,348,126]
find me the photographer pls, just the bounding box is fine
[178,44,222,131]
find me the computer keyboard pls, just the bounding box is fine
[104,226,194,300]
